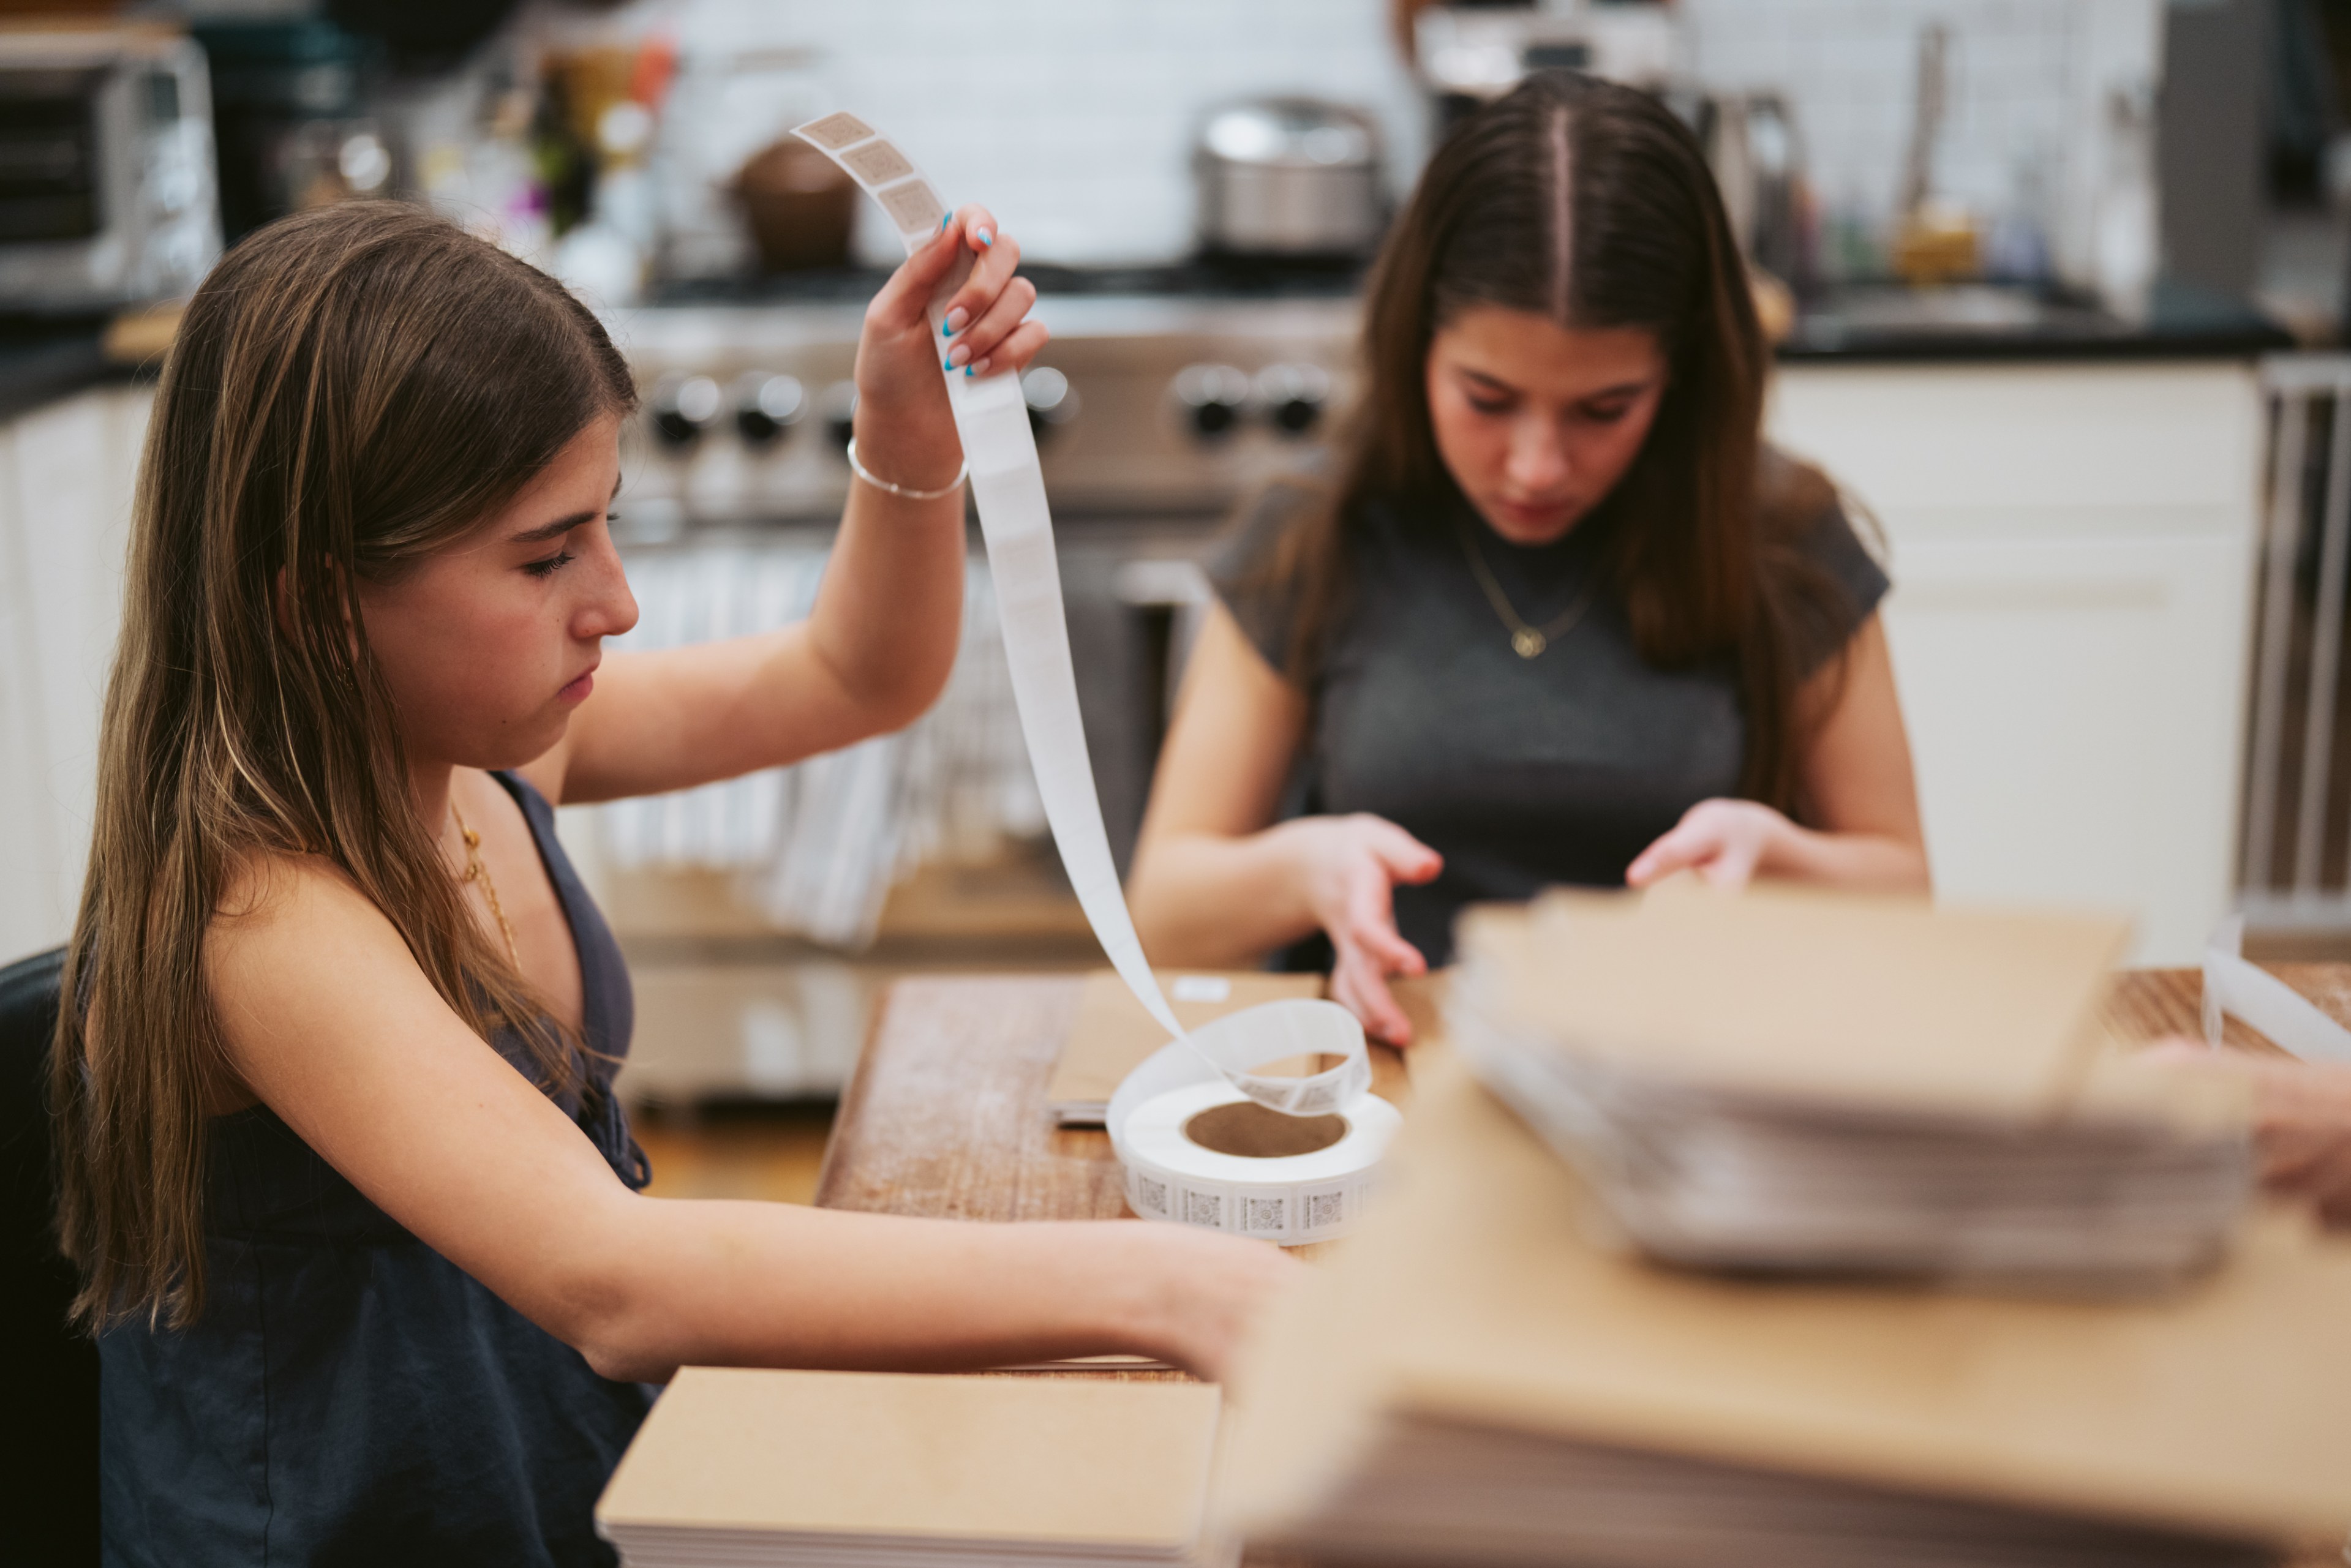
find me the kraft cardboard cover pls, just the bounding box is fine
[1461,885,2133,1117]
[600,1367,1221,1547]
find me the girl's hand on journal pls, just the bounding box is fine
[2141,1040,2351,1226]
[1281,813,1442,1047]
[1626,797,1794,891]
[852,205,1045,462]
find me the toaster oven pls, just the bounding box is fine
[0,24,220,311]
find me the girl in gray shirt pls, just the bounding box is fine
[1129,72,1928,1044]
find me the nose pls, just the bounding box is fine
[575,535,639,642]
[1504,413,1571,495]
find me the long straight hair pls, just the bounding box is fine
[1253,71,1856,808]
[53,203,638,1330]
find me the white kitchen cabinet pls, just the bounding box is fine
[1769,359,2263,963]
[0,383,152,964]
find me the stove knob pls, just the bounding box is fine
[821,380,860,452]
[650,374,722,451]
[734,373,806,448]
[1021,366,1078,441]
[1256,363,1330,437]
[1173,363,1250,438]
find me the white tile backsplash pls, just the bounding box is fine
[658,0,1425,267]
[637,0,2158,284]
[1681,0,2162,287]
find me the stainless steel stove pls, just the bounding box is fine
[611,282,1362,532]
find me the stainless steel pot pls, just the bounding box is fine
[1193,98,1384,257]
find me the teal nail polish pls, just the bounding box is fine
[939,214,950,230]
[977,227,994,247]
[963,365,974,377]
[942,355,954,369]
[941,321,956,336]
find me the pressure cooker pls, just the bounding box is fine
[1192,97,1385,258]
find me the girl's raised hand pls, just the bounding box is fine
[854,205,1045,438]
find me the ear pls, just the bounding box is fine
[271,557,358,651]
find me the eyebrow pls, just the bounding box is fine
[505,476,623,545]
[1458,367,1654,400]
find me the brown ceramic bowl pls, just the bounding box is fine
[733,138,856,273]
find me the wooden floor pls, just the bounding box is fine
[633,1101,836,1206]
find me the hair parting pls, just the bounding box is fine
[1548,104,1574,326]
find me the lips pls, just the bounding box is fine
[557,664,598,704]
[1489,495,1579,536]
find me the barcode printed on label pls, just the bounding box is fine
[1243,1196,1287,1232]
[1182,1190,1222,1228]
[1306,1191,1345,1229]
[1134,1174,1167,1216]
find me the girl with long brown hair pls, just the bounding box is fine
[56,201,1291,1566]
[1129,72,1930,1045]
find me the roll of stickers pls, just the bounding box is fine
[1109,998,1402,1244]
[794,114,1395,1236]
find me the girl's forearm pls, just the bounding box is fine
[571,1200,1233,1383]
[803,407,969,731]
[1766,821,1931,893]
[1129,825,1323,967]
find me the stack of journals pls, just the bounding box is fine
[598,1368,1228,1567]
[1449,887,2254,1289]
[1217,1048,2351,1566]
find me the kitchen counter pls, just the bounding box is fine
[0,317,141,426]
[1778,278,2296,362]
[650,269,2293,363]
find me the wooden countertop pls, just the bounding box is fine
[814,964,2330,1228]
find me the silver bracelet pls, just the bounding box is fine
[844,437,967,501]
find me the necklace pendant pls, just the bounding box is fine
[1511,628,1547,659]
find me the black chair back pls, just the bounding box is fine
[1,947,99,1564]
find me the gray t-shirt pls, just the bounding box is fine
[1210,477,1888,964]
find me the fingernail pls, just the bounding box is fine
[976,227,994,247]
[971,356,991,376]
[941,355,954,370]
[963,364,974,377]
[947,343,971,367]
[943,307,968,334]
[939,213,950,230]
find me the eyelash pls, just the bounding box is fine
[522,549,576,579]
[1465,396,1633,422]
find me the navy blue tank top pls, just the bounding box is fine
[101,772,653,1567]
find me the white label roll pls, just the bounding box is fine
[1108,1000,1401,1244]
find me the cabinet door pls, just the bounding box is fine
[0,415,51,964]
[0,386,152,961]
[1880,536,2249,963]
[1771,361,2262,964]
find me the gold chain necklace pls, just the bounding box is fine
[450,800,521,968]
[1456,515,1601,659]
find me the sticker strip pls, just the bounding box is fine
[791,113,1371,1120]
